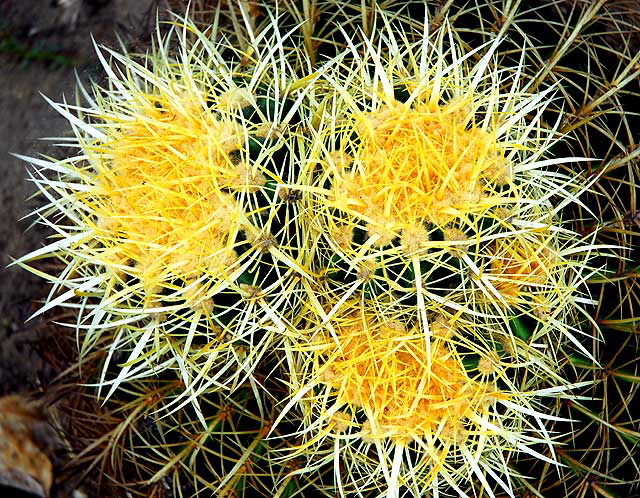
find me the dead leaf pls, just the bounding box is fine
[0,395,53,497]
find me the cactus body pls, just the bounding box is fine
[15,17,315,407]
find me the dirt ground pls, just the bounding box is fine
[0,0,165,395]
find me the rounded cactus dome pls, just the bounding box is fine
[15,19,315,402]
[92,90,253,299]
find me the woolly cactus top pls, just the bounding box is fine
[329,96,510,248]
[318,309,504,445]
[91,90,252,302]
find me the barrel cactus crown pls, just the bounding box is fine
[15,17,316,407]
